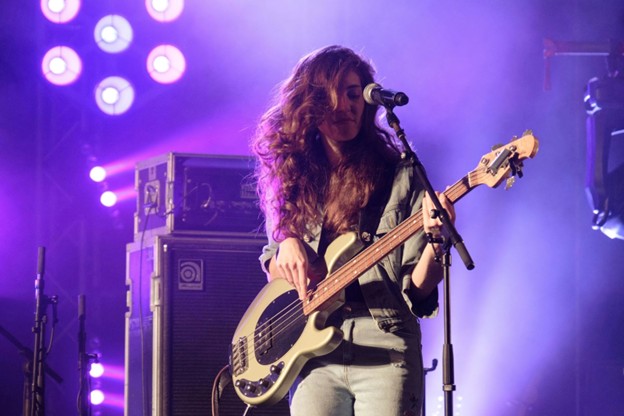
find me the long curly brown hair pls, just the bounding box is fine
[251,45,402,242]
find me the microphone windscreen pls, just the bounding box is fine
[363,83,380,105]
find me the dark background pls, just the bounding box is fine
[1,1,623,415]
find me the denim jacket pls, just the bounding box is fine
[259,158,439,333]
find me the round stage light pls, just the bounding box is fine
[94,77,135,115]
[41,46,82,86]
[41,0,81,23]
[94,15,133,53]
[89,166,107,182]
[146,44,186,84]
[89,362,105,378]
[49,57,67,74]
[146,0,184,22]
[90,389,105,405]
[100,191,118,207]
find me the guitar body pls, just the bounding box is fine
[230,233,364,406]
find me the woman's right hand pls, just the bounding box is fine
[274,237,311,300]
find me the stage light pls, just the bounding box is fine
[585,76,624,240]
[100,191,118,207]
[146,44,186,84]
[100,187,135,207]
[103,87,119,104]
[89,166,107,182]
[89,362,104,378]
[41,0,81,23]
[41,46,82,86]
[146,0,184,22]
[50,57,66,74]
[97,161,134,177]
[94,76,134,115]
[90,389,105,405]
[94,15,133,53]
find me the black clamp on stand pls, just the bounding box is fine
[30,246,59,416]
[422,358,439,416]
[383,105,475,416]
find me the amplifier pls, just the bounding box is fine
[124,235,290,416]
[133,153,263,240]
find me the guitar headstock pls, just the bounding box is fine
[469,131,539,189]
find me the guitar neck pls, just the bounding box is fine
[303,171,479,313]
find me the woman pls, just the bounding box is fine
[251,45,455,416]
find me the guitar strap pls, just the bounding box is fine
[357,161,396,246]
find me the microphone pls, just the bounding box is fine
[363,83,409,107]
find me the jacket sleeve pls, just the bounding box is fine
[259,215,279,275]
[399,168,440,318]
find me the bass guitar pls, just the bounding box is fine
[230,132,539,406]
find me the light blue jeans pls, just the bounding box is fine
[289,307,424,416]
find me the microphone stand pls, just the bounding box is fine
[383,107,475,416]
[0,325,63,416]
[78,294,99,416]
[78,294,89,416]
[30,246,59,416]
[423,358,438,416]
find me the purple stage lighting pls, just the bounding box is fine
[146,44,186,84]
[100,187,135,207]
[89,362,104,378]
[41,46,82,86]
[94,15,133,53]
[41,0,81,23]
[100,191,117,207]
[94,76,135,115]
[90,389,105,405]
[146,0,184,22]
[89,166,106,182]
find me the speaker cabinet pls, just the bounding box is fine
[125,235,289,415]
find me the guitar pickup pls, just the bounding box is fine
[254,317,274,357]
[486,148,512,175]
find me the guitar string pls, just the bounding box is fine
[232,171,478,365]
[232,172,474,366]
[235,148,530,371]
[240,150,523,352]
[233,206,424,360]
[232,172,474,367]
[303,173,471,312]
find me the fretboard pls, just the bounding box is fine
[303,169,482,314]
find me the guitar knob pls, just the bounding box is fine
[245,383,257,393]
[259,378,272,389]
[235,380,247,390]
[270,365,282,375]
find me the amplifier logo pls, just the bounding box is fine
[178,259,204,290]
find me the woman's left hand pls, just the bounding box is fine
[422,191,455,237]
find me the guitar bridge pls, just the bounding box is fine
[230,336,248,376]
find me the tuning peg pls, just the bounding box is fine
[505,176,516,190]
[513,160,525,179]
[522,129,533,136]
[491,144,503,151]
